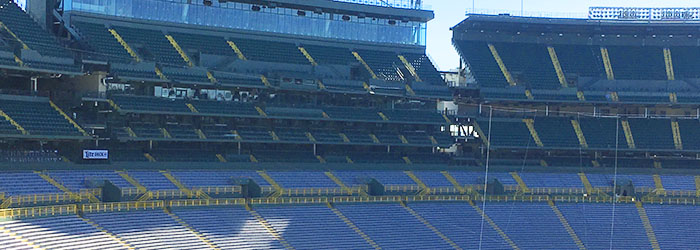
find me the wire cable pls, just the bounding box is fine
[608,116,621,250]
[477,106,493,250]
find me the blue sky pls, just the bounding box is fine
[424,0,700,71]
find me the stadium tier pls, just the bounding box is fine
[0,165,699,249]
[453,15,700,104]
[0,169,697,202]
[472,116,697,151]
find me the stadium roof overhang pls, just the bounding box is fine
[231,0,434,22]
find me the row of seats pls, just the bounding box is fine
[74,21,443,79]
[487,155,700,170]
[111,95,448,124]
[456,41,700,89]
[72,21,444,87]
[0,170,695,196]
[115,124,450,147]
[476,117,700,150]
[2,202,698,249]
[0,98,84,137]
[109,150,449,164]
[85,210,212,249]
[0,0,80,73]
[0,150,61,163]
[482,88,700,104]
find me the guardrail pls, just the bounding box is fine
[261,186,276,194]
[474,195,553,203]
[121,187,145,197]
[551,195,615,203]
[122,188,198,199]
[426,187,463,194]
[79,188,102,197]
[385,185,421,193]
[193,186,241,195]
[468,185,698,197]
[279,187,365,197]
[7,193,700,220]
[250,195,473,205]
[151,190,196,199]
[641,196,700,205]
[169,198,246,207]
[10,193,83,206]
[528,187,587,195]
[634,187,697,197]
[0,204,77,219]
[81,201,165,213]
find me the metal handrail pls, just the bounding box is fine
[81,201,164,213]
[192,186,242,195]
[0,204,76,219]
[279,187,365,196]
[384,185,422,193]
[169,198,246,207]
[10,193,82,205]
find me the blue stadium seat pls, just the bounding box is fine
[173,207,285,249]
[256,205,373,249]
[85,210,213,249]
[172,170,270,187]
[336,203,454,249]
[482,202,579,249]
[266,172,338,188]
[49,170,134,192]
[646,204,700,249]
[0,215,129,249]
[558,203,651,249]
[410,202,512,249]
[126,171,178,190]
[0,172,61,196]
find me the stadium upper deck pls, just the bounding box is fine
[453,14,700,105]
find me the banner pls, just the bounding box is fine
[83,150,109,160]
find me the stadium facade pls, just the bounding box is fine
[0,0,698,249]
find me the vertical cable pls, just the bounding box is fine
[477,106,493,250]
[609,116,620,250]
